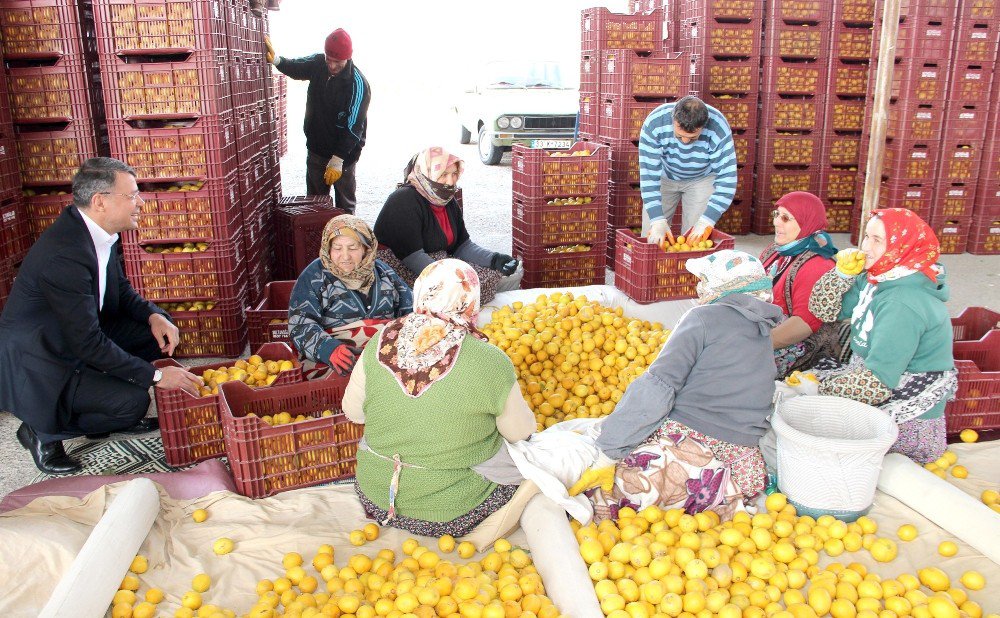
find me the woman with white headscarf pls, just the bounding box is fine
[341,259,535,537]
[570,250,784,521]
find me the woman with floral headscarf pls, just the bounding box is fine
[758,192,844,377]
[808,209,956,463]
[341,259,535,537]
[570,250,784,521]
[288,215,413,374]
[374,147,521,305]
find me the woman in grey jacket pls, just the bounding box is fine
[571,250,783,520]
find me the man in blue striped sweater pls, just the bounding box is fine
[638,96,738,245]
[267,29,371,213]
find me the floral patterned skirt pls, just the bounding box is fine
[589,420,765,522]
[355,480,518,538]
[889,416,946,464]
[377,248,502,305]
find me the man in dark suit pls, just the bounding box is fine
[0,157,203,474]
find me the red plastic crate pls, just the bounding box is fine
[762,57,828,96]
[0,195,31,264]
[614,228,735,303]
[942,104,989,143]
[820,167,860,202]
[835,0,875,25]
[23,189,68,238]
[889,59,950,102]
[598,97,662,142]
[581,7,663,54]
[609,181,643,228]
[715,199,752,235]
[578,93,600,138]
[121,230,246,301]
[899,0,957,21]
[831,26,873,60]
[132,173,242,242]
[6,60,95,124]
[889,17,956,61]
[154,342,303,467]
[937,142,983,184]
[765,22,831,60]
[952,307,1000,343]
[760,97,824,132]
[606,140,640,185]
[929,216,970,254]
[246,279,294,350]
[160,294,250,359]
[876,180,935,219]
[882,101,944,142]
[968,216,1000,255]
[272,197,344,281]
[959,0,999,21]
[100,49,232,120]
[511,141,610,200]
[512,197,608,248]
[826,98,865,132]
[945,331,1000,434]
[0,0,90,60]
[701,94,757,132]
[513,240,607,289]
[92,0,229,55]
[882,139,941,182]
[947,63,994,104]
[757,130,823,167]
[681,19,763,59]
[768,0,832,24]
[700,59,761,94]
[932,183,977,219]
[954,20,1000,64]
[823,133,862,167]
[679,0,761,23]
[107,113,237,182]
[0,137,20,193]
[580,52,600,96]
[219,377,360,498]
[599,50,688,99]
[628,0,665,13]
[15,122,100,186]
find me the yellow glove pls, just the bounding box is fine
[264,36,276,65]
[835,248,866,277]
[568,453,617,496]
[324,156,344,185]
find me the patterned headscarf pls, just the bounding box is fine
[405,146,464,206]
[686,249,774,306]
[377,259,487,397]
[319,214,377,293]
[865,208,941,284]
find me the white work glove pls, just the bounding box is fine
[647,219,669,245]
[690,216,714,243]
[324,156,344,185]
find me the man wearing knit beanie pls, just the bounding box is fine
[266,29,370,212]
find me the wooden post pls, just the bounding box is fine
[860,0,903,229]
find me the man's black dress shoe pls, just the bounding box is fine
[85,417,160,440]
[16,423,82,475]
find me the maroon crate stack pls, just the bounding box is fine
[819,0,875,232]
[679,0,761,235]
[971,64,1000,255]
[750,1,832,234]
[0,40,27,310]
[0,0,106,244]
[271,194,343,281]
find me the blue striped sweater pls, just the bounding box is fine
[638,102,738,225]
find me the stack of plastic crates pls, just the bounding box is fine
[853,0,959,242]
[681,0,763,235]
[972,72,1000,255]
[93,0,249,357]
[817,0,876,232]
[272,195,344,280]
[0,35,28,310]
[511,141,610,288]
[0,0,107,243]
[751,0,833,233]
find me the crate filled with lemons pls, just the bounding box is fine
[483,292,670,430]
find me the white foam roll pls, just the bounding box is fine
[520,494,603,618]
[40,478,161,618]
[877,454,1000,565]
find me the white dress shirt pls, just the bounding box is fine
[78,209,120,311]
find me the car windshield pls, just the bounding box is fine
[481,61,568,89]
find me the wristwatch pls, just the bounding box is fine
[152,369,163,385]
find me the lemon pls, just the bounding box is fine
[132,602,156,618]
[212,537,235,555]
[765,492,788,512]
[192,573,211,592]
[363,522,381,541]
[349,530,366,546]
[144,588,164,603]
[951,465,969,479]
[960,570,985,590]
[982,489,1000,506]
[129,555,148,574]
[919,567,951,591]
[457,541,476,559]
[120,574,140,591]
[896,524,917,541]
[959,429,979,443]
[938,541,959,557]
[181,590,202,610]
[191,508,208,523]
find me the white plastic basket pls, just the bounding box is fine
[772,395,899,518]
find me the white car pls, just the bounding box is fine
[455,60,579,165]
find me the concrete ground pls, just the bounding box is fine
[2,88,998,499]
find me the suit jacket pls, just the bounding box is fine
[0,206,167,433]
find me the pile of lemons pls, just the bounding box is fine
[246,409,336,427]
[660,236,715,253]
[113,531,566,618]
[483,293,670,430]
[197,355,295,397]
[573,495,991,618]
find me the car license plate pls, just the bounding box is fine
[531,139,572,149]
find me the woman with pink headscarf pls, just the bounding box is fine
[759,191,843,377]
[374,147,521,304]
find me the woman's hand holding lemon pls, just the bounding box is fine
[835,249,866,277]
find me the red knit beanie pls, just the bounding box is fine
[324,28,352,60]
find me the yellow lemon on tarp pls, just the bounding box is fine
[213,537,235,555]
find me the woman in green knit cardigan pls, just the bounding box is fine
[342,259,536,537]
